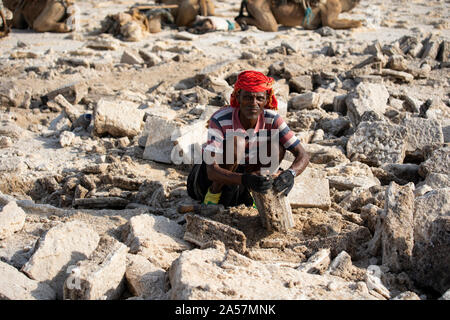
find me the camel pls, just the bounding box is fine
[156,0,215,27]
[3,0,78,33]
[235,0,362,32]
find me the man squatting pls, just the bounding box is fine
[187,70,310,207]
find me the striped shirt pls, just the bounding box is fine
[204,106,299,163]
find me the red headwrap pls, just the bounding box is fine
[230,70,278,110]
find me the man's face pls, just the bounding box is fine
[238,89,267,121]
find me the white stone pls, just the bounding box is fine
[382,182,415,272]
[172,120,208,165]
[59,131,76,147]
[288,176,331,209]
[347,121,407,166]
[0,261,56,300]
[345,83,389,127]
[125,254,167,300]
[123,214,191,269]
[169,246,377,299]
[365,265,390,299]
[138,50,162,66]
[419,145,450,177]
[297,248,331,274]
[423,173,450,189]
[392,291,421,300]
[94,99,145,138]
[286,167,331,209]
[44,82,88,105]
[413,188,450,244]
[137,105,178,147]
[325,161,380,190]
[289,92,321,110]
[21,221,100,299]
[402,117,444,157]
[49,113,71,132]
[439,289,450,300]
[0,201,26,239]
[120,50,144,65]
[327,251,362,281]
[414,184,433,197]
[142,115,182,164]
[63,236,128,300]
[303,143,349,164]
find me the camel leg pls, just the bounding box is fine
[236,0,278,32]
[321,0,361,29]
[1,9,10,37]
[199,0,207,16]
[12,10,27,29]
[175,0,198,27]
[32,2,70,32]
[205,0,215,16]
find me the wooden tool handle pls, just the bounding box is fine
[178,205,195,214]
[132,4,179,10]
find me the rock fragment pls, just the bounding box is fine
[121,50,144,65]
[0,201,26,239]
[21,221,100,299]
[289,92,321,110]
[184,214,247,253]
[402,117,443,158]
[392,291,421,300]
[365,265,390,299]
[412,215,450,295]
[63,236,128,300]
[94,99,144,138]
[125,254,167,300]
[297,248,331,274]
[142,115,182,164]
[327,251,365,281]
[169,246,377,299]
[345,83,389,127]
[42,82,88,105]
[289,75,313,93]
[325,162,380,190]
[347,121,407,166]
[381,182,415,272]
[413,188,450,245]
[0,261,56,300]
[122,214,190,269]
[59,131,76,147]
[287,173,331,209]
[419,145,450,178]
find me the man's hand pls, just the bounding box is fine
[273,170,295,196]
[242,173,273,193]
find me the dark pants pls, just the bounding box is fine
[186,162,254,208]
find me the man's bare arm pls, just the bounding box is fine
[206,162,242,186]
[288,143,310,176]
